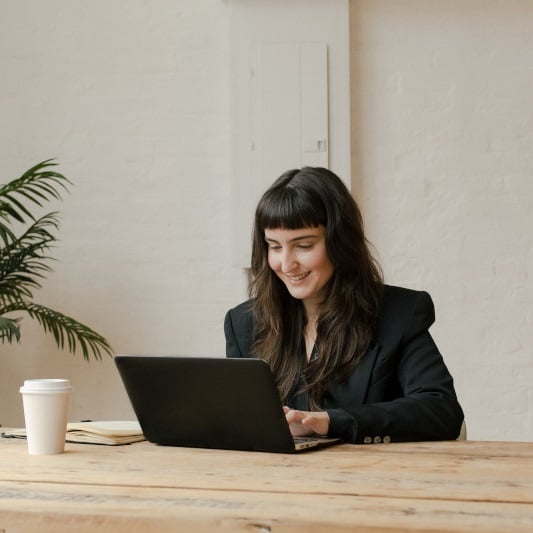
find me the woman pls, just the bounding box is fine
[224,167,464,444]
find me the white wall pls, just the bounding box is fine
[0,0,247,426]
[229,0,351,266]
[1,0,531,442]
[350,0,533,441]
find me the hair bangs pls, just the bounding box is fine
[257,186,326,230]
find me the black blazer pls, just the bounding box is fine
[224,285,464,444]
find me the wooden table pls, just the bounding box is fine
[0,437,532,532]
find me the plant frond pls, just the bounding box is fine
[0,213,59,299]
[0,160,112,363]
[0,221,17,248]
[0,315,21,343]
[1,300,113,361]
[0,159,71,231]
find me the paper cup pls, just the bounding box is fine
[20,379,72,455]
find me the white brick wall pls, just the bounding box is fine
[1,1,531,441]
[350,0,533,441]
[0,0,247,426]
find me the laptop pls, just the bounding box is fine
[114,355,341,453]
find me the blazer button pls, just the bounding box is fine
[383,436,391,443]
[363,436,372,444]
[373,436,382,443]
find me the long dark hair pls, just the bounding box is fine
[249,167,383,409]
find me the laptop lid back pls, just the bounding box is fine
[114,355,297,453]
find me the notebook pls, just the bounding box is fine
[114,355,341,453]
[1,420,145,446]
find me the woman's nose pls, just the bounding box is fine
[281,250,296,272]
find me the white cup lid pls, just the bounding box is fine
[20,379,72,393]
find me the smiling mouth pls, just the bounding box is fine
[287,272,311,282]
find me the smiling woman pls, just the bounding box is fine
[224,167,464,444]
[265,226,334,316]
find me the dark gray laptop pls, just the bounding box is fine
[114,355,341,453]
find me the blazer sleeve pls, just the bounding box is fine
[326,290,464,444]
[224,300,254,358]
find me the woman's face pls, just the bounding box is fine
[265,225,334,308]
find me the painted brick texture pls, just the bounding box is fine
[350,0,533,441]
[1,1,531,441]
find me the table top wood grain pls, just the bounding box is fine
[1,437,532,532]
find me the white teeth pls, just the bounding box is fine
[288,272,310,281]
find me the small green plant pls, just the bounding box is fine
[0,159,112,360]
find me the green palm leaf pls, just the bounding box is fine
[0,316,21,343]
[0,212,58,299]
[1,301,112,361]
[0,159,70,246]
[0,160,113,360]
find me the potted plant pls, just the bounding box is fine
[0,159,112,360]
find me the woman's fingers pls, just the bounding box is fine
[283,408,330,436]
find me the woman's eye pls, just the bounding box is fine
[297,244,313,250]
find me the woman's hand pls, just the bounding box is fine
[283,406,330,437]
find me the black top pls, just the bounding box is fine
[224,284,464,444]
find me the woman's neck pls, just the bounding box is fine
[303,301,319,361]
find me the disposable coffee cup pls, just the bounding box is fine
[19,379,72,455]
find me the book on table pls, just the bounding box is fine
[65,420,145,445]
[1,420,145,446]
